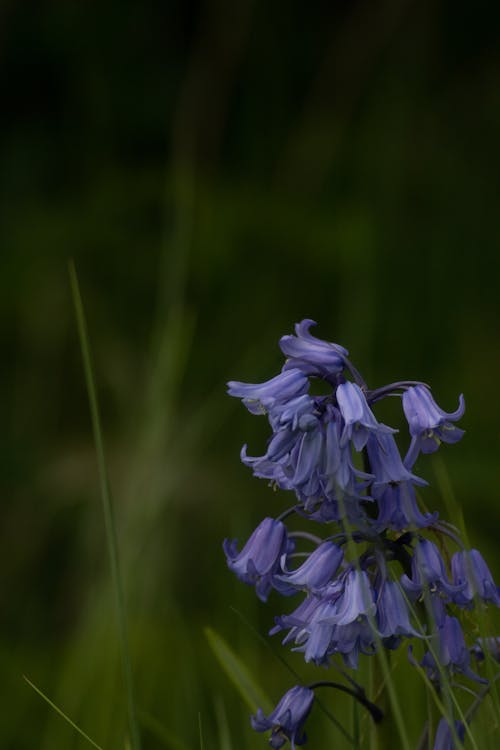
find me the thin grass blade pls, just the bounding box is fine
[205,627,273,715]
[68,261,141,750]
[23,675,104,750]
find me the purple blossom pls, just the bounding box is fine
[376,579,420,640]
[403,385,465,467]
[280,319,348,380]
[276,541,344,592]
[433,718,465,750]
[227,368,309,416]
[421,616,486,684]
[374,480,436,531]
[367,432,426,490]
[251,685,315,749]
[401,538,465,603]
[451,549,500,607]
[241,403,372,521]
[470,637,500,663]
[223,518,291,601]
[336,381,395,451]
[224,320,498,749]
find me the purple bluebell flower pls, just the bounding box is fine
[328,569,376,626]
[433,718,465,750]
[336,381,395,451]
[470,636,500,663]
[280,319,348,380]
[277,541,344,592]
[227,368,309,416]
[421,616,486,684]
[401,539,465,603]
[402,385,465,467]
[274,569,378,667]
[375,480,436,531]
[376,579,420,640]
[323,617,377,669]
[451,549,500,607]
[225,321,490,749]
[223,518,291,601]
[251,685,315,749]
[241,402,372,521]
[367,432,426,490]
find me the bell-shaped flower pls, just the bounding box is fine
[367,432,427,490]
[227,368,309,416]
[336,381,395,451]
[251,685,315,749]
[375,480,436,531]
[401,539,465,602]
[402,385,465,467]
[376,579,421,640]
[280,319,348,380]
[322,569,376,627]
[223,518,290,602]
[276,541,344,592]
[437,616,487,683]
[433,718,465,750]
[451,549,500,606]
[329,617,378,669]
[470,637,500,663]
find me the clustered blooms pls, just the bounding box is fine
[224,320,500,749]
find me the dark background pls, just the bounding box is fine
[1,1,499,747]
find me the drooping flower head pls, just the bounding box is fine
[433,717,466,750]
[223,319,497,748]
[223,517,292,601]
[403,385,465,467]
[251,685,315,749]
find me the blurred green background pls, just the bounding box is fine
[1,1,500,747]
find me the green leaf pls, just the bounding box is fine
[204,627,273,715]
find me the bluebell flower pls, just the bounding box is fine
[375,480,436,531]
[433,718,465,750]
[227,368,309,416]
[272,569,379,667]
[336,381,395,451]
[328,569,376,626]
[223,518,291,602]
[376,579,420,640]
[276,541,344,592]
[367,432,426,489]
[326,618,377,669]
[451,549,500,607]
[402,385,465,468]
[366,432,431,530]
[241,402,372,521]
[251,685,315,749]
[401,539,465,604]
[470,636,500,663]
[420,616,486,684]
[279,319,348,380]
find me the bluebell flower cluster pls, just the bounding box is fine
[224,320,500,748]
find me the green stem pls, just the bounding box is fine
[69,261,141,750]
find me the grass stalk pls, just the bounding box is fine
[24,675,104,750]
[69,261,141,750]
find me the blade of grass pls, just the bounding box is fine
[198,712,204,750]
[214,696,233,750]
[23,675,104,750]
[69,260,141,750]
[138,710,189,750]
[205,627,273,715]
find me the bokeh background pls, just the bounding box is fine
[1,1,500,747]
